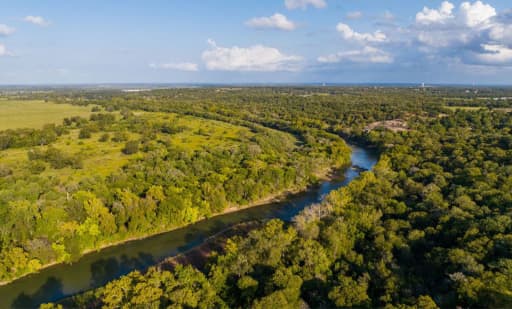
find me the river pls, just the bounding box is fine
[0,144,377,308]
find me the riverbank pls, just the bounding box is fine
[59,220,264,307]
[0,164,345,288]
[157,220,262,271]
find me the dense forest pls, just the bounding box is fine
[1,86,511,308]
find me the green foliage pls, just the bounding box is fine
[94,266,225,308]
[122,140,139,155]
[4,87,512,308]
[0,89,351,286]
[98,133,110,142]
[28,146,83,169]
[78,127,92,139]
[328,275,370,307]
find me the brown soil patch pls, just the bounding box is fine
[365,119,409,132]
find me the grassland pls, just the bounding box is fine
[0,128,141,182]
[137,112,260,151]
[0,111,267,183]
[0,100,93,130]
[444,106,512,113]
[444,106,484,111]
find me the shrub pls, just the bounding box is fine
[0,165,12,177]
[28,161,46,174]
[99,133,110,142]
[122,140,139,155]
[78,128,92,139]
[112,131,129,142]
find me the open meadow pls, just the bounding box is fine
[0,100,92,130]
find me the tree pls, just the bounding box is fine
[328,275,370,307]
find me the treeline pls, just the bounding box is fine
[0,125,63,151]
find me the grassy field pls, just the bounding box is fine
[445,106,512,112]
[0,111,287,183]
[0,129,141,181]
[0,100,93,130]
[444,106,484,111]
[137,112,259,152]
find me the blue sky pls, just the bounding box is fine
[0,0,511,84]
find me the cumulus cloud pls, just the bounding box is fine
[149,62,199,71]
[246,13,296,31]
[23,15,50,27]
[0,44,13,56]
[336,23,387,43]
[489,23,512,45]
[416,1,496,28]
[322,1,511,68]
[471,44,512,65]
[285,0,326,10]
[416,1,455,25]
[411,1,512,66]
[318,46,394,64]
[202,39,302,71]
[459,1,496,28]
[0,24,15,36]
[346,11,363,20]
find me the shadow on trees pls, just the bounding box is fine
[301,278,330,308]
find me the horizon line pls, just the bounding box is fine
[1,82,512,88]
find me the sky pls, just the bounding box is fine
[0,0,512,85]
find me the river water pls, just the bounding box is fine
[0,144,377,308]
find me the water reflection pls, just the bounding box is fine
[12,277,63,309]
[0,145,377,308]
[88,252,156,288]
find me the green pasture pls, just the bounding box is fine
[0,111,295,183]
[0,100,93,130]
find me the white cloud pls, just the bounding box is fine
[315,1,510,69]
[416,1,455,25]
[416,30,464,48]
[346,11,363,20]
[459,1,496,28]
[0,24,15,36]
[0,44,13,56]
[149,62,199,71]
[285,0,326,10]
[472,44,512,65]
[318,46,394,64]
[336,23,387,43]
[202,39,302,71]
[23,15,50,27]
[415,1,496,28]
[411,1,512,67]
[246,13,296,31]
[489,23,512,45]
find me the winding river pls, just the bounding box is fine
[0,144,377,308]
